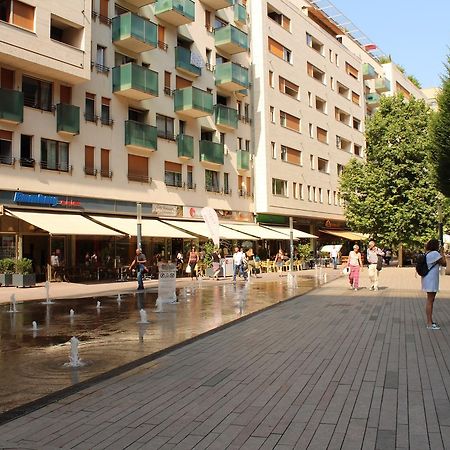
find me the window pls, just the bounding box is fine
[50,15,83,49]
[128,154,148,182]
[351,91,360,105]
[353,117,361,131]
[330,76,334,90]
[205,169,220,192]
[306,33,323,55]
[308,91,312,107]
[41,138,69,172]
[337,82,349,99]
[317,127,328,144]
[293,182,298,199]
[96,45,108,72]
[299,183,304,200]
[279,76,299,99]
[165,161,182,187]
[156,114,175,140]
[269,70,274,88]
[84,146,95,176]
[315,96,327,114]
[334,191,338,206]
[85,93,97,122]
[214,16,227,29]
[327,189,331,205]
[337,163,344,176]
[1,67,14,89]
[22,76,53,111]
[205,49,213,71]
[309,154,314,169]
[224,172,230,194]
[396,82,411,99]
[308,123,313,138]
[280,111,300,132]
[158,24,166,50]
[268,37,291,63]
[101,148,111,178]
[345,62,359,80]
[307,185,312,201]
[270,106,275,123]
[187,165,194,189]
[313,187,317,202]
[335,107,350,126]
[318,188,323,203]
[244,103,250,122]
[336,136,351,152]
[271,141,276,159]
[101,97,112,125]
[237,100,242,118]
[20,134,33,167]
[329,49,333,62]
[281,145,301,165]
[317,157,329,174]
[99,0,109,24]
[354,144,362,157]
[307,62,325,84]
[245,139,250,152]
[0,130,13,165]
[60,85,71,104]
[272,178,288,197]
[164,71,171,96]
[205,10,212,31]
[0,0,35,31]
[267,5,290,31]
[237,137,243,150]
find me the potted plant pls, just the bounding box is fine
[13,258,36,288]
[0,258,15,286]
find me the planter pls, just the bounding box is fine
[12,273,36,288]
[0,273,13,286]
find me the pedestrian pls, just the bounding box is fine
[128,248,147,291]
[330,245,339,269]
[187,246,199,280]
[246,247,256,276]
[274,249,284,276]
[176,250,184,276]
[366,240,384,291]
[212,248,221,280]
[346,244,362,291]
[232,246,244,281]
[421,238,446,330]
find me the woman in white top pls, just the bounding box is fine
[422,239,446,330]
[347,244,363,291]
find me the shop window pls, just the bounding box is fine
[205,169,220,193]
[20,134,33,167]
[156,114,175,140]
[41,138,69,172]
[165,161,182,187]
[272,178,288,197]
[0,0,35,31]
[101,148,111,178]
[50,14,83,49]
[0,130,13,165]
[22,76,53,111]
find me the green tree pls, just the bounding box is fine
[340,94,440,249]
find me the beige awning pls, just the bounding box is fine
[90,216,194,238]
[262,226,318,239]
[321,230,369,241]
[221,223,292,240]
[6,210,123,236]
[163,220,257,240]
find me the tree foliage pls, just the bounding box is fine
[407,74,422,89]
[340,94,440,248]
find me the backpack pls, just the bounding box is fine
[415,253,439,277]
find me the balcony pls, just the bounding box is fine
[174,86,213,118]
[175,47,201,77]
[215,61,249,92]
[237,149,250,171]
[127,0,156,6]
[234,3,246,26]
[214,104,238,130]
[154,0,195,27]
[366,92,380,110]
[375,78,391,93]
[177,134,194,159]
[0,88,24,124]
[125,120,158,152]
[112,63,158,101]
[362,63,377,80]
[215,24,248,55]
[199,141,224,166]
[200,0,233,9]
[112,12,158,53]
[56,103,80,136]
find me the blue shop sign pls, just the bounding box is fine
[14,192,59,206]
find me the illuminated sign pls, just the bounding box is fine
[13,192,81,208]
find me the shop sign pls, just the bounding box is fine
[151,204,180,217]
[13,192,81,208]
[324,220,343,229]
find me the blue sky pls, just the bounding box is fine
[328,0,450,88]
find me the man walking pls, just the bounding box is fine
[367,240,384,291]
[232,246,246,281]
[129,248,147,291]
[330,245,339,269]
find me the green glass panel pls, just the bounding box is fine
[237,150,250,170]
[366,92,380,104]
[362,63,377,78]
[215,62,249,88]
[0,88,23,123]
[215,24,248,51]
[112,12,157,48]
[375,78,391,91]
[214,104,238,129]
[199,141,224,165]
[177,134,194,158]
[234,3,246,25]
[112,63,158,97]
[174,87,213,114]
[125,120,157,150]
[155,0,195,21]
[57,103,80,134]
[175,47,201,76]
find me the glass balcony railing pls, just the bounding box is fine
[177,134,194,159]
[215,24,248,54]
[112,12,157,53]
[175,46,201,77]
[125,120,157,151]
[234,3,246,26]
[199,141,224,165]
[215,61,249,91]
[112,63,158,100]
[56,103,80,135]
[362,63,377,80]
[201,0,232,10]
[375,78,391,93]
[214,104,238,129]
[366,92,381,108]
[174,86,213,118]
[237,149,250,171]
[0,88,24,124]
[154,0,195,26]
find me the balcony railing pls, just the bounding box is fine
[112,12,157,53]
[177,134,194,159]
[234,2,246,26]
[175,46,201,77]
[0,155,15,165]
[174,86,213,118]
[56,103,80,135]
[215,61,249,91]
[154,0,195,26]
[0,88,24,124]
[215,24,248,55]
[214,104,238,130]
[362,63,377,80]
[40,161,72,173]
[375,78,391,93]
[100,169,113,178]
[20,158,35,168]
[84,167,98,176]
[237,149,250,171]
[125,120,157,151]
[84,112,98,123]
[366,92,381,109]
[206,184,221,193]
[199,140,224,165]
[128,173,150,183]
[112,63,159,101]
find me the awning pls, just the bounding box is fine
[6,210,123,236]
[262,225,318,239]
[90,216,194,238]
[320,230,369,241]
[163,220,257,240]
[320,244,343,254]
[221,223,292,240]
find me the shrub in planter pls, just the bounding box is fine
[0,258,15,286]
[13,258,36,288]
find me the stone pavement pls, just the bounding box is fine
[1,266,450,449]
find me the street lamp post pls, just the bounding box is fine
[289,217,294,272]
[137,202,142,250]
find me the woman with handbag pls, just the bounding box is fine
[346,244,362,291]
[187,246,199,280]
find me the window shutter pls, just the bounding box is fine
[60,85,72,104]
[164,161,182,172]
[176,76,192,89]
[13,0,34,31]
[85,146,94,169]
[268,37,283,59]
[101,148,109,172]
[1,68,14,89]
[128,154,148,177]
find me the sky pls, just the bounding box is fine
[327,0,450,88]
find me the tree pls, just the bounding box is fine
[340,94,440,249]
[430,54,450,197]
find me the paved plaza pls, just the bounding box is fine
[1,266,450,449]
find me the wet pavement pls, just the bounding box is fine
[0,274,324,415]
